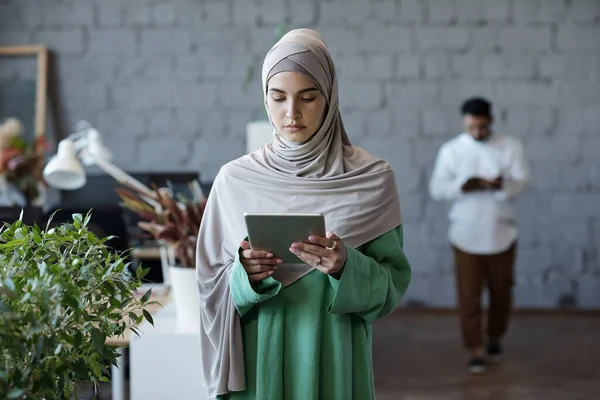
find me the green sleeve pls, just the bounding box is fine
[327,224,411,322]
[229,250,282,318]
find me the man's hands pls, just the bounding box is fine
[461,176,503,193]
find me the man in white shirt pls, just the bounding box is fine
[428,97,530,375]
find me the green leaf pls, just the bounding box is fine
[135,265,143,279]
[89,357,103,378]
[33,229,42,245]
[120,297,132,308]
[90,327,104,356]
[35,337,44,361]
[141,287,152,303]
[0,239,22,248]
[20,292,31,303]
[0,300,10,312]
[143,309,154,326]
[3,278,15,292]
[83,212,92,227]
[7,388,26,399]
[140,266,150,279]
[74,331,83,348]
[72,213,83,223]
[115,280,128,293]
[39,260,47,276]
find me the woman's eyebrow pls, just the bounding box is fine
[268,87,319,94]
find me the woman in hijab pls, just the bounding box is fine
[196,29,412,400]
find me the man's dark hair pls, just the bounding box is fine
[460,97,492,118]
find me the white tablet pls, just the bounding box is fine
[244,213,326,264]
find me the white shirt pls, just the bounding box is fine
[428,133,530,255]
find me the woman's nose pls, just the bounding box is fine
[286,101,300,120]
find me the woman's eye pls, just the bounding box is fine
[301,97,316,103]
[272,97,285,102]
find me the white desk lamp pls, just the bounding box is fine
[43,121,170,290]
[43,121,154,198]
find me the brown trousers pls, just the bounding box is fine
[453,242,516,351]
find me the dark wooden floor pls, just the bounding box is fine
[373,312,600,400]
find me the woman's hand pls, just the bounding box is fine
[289,232,347,275]
[239,241,282,282]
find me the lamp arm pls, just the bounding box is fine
[91,156,160,209]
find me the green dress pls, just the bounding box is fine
[221,225,411,400]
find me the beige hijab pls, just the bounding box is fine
[196,29,402,398]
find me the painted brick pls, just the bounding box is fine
[470,27,553,53]
[424,54,451,79]
[496,82,558,106]
[33,28,85,54]
[321,1,370,25]
[512,0,568,24]
[138,137,193,170]
[96,1,125,27]
[338,80,382,109]
[1,0,598,309]
[416,27,469,52]
[557,27,600,51]
[43,2,94,27]
[140,30,193,55]
[336,53,394,80]
[421,108,461,136]
[503,107,556,136]
[290,1,316,26]
[558,108,600,135]
[371,0,397,23]
[539,54,597,81]
[527,135,580,163]
[387,82,440,110]
[357,26,413,52]
[481,55,536,80]
[88,29,136,53]
[399,0,425,23]
[395,54,420,80]
[551,194,600,218]
[566,0,600,23]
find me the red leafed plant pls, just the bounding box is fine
[116,180,207,269]
[0,118,48,205]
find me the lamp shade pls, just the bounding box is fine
[43,139,86,190]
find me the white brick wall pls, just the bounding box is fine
[1,0,599,308]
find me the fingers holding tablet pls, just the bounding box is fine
[290,231,347,275]
[239,240,282,282]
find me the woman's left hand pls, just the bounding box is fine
[290,232,347,275]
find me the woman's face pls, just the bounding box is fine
[266,71,327,143]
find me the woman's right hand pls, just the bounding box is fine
[239,241,282,282]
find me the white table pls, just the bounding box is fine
[105,288,168,400]
[129,302,208,400]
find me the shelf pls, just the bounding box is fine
[131,246,161,260]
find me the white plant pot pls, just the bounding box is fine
[169,266,200,329]
[246,120,273,154]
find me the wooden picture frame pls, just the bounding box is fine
[0,45,48,139]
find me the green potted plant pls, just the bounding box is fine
[115,180,207,327]
[0,211,156,399]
